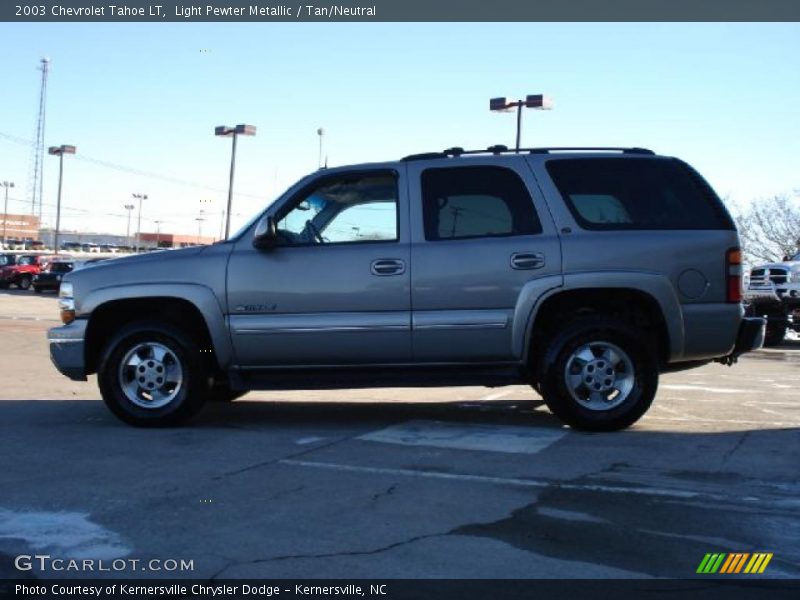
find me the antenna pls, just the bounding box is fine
[28,57,50,223]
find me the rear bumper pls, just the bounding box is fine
[48,319,88,381]
[732,317,765,356]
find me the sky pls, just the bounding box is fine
[0,22,799,238]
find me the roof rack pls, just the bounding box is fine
[402,145,655,161]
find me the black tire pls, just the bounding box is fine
[537,316,658,432]
[0,282,9,289]
[17,275,32,290]
[97,321,210,427]
[763,323,787,347]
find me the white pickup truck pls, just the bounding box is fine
[745,252,800,345]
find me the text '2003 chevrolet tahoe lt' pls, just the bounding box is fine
[48,146,765,431]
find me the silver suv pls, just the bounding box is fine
[48,146,765,431]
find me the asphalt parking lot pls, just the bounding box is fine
[0,289,798,580]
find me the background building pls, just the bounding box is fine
[0,213,40,241]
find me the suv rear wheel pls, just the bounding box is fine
[537,316,658,431]
[97,321,210,427]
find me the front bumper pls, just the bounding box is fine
[48,319,88,381]
[732,316,766,357]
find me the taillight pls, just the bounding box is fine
[726,248,742,303]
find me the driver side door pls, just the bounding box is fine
[226,167,411,367]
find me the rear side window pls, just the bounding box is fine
[546,158,734,230]
[421,166,541,241]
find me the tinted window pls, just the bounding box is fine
[546,158,734,230]
[276,173,398,246]
[421,166,541,241]
[49,262,74,273]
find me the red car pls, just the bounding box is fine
[0,254,52,290]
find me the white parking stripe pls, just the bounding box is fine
[660,385,747,394]
[358,420,566,454]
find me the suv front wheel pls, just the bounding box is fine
[537,317,658,431]
[97,321,209,427]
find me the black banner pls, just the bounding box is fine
[2,579,800,600]
[2,0,800,22]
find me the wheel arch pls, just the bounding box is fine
[519,273,684,367]
[82,284,231,375]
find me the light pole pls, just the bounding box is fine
[124,203,135,250]
[317,127,325,169]
[48,145,76,254]
[154,219,162,248]
[132,193,147,252]
[195,214,205,245]
[1,181,14,247]
[215,124,256,240]
[489,94,553,152]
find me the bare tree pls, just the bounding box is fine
[731,192,800,265]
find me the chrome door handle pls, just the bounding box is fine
[510,252,545,270]
[371,259,406,276]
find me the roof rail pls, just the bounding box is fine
[527,147,655,155]
[401,146,655,161]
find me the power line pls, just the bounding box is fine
[0,130,268,201]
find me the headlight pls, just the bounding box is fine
[58,282,75,324]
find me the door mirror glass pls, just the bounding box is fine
[252,215,278,250]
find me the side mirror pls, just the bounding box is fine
[253,215,278,250]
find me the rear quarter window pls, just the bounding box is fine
[545,157,734,230]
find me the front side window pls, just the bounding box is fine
[276,173,398,246]
[421,166,541,241]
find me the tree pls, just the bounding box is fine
[731,192,800,265]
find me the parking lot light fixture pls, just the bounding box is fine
[1,181,14,246]
[124,203,135,250]
[154,219,163,247]
[489,94,553,152]
[317,127,325,169]
[48,145,76,255]
[132,193,148,252]
[215,124,256,240]
[195,214,205,245]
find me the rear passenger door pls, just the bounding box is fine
[407,157,562,362]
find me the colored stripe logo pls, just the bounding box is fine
[697,553,772,574]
